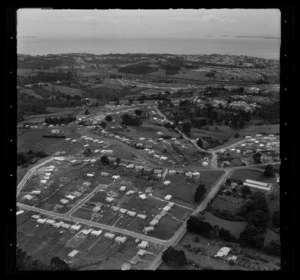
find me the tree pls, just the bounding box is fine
[182,122,191,137]
[84,109,90,115]
[100,155,110,165]
[49,257,70,271]
[115,158,121,165]
[234,132,240,138]
[186,216,212,238]
[264,164,275,177]
[241,185,252,196]
[239,224,265,249]
[272,210,280,228]
[100,121,107,129]
[162,247,187,267]
[253,152,262,164]
[219,228,233,242]
[194,184,206,203]
[263,240,281,256]
[83,148,92,157]
[248,210,269,229]
[105,115,113,122]
[134,109,142,116]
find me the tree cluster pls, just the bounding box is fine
[17,150,47,166]
[194,184,206,203]
[16,247,70,271]
[162,247,187,267]
[121,114,142,126]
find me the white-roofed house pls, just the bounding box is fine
[137,214,147,220]
[127,211,136,217]
[164,195,172,201]
[115,236,127,244]
[138,240,149,249]
[104,232,115,239]
[68,250,79,258]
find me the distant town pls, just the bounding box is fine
[17,52,280,271]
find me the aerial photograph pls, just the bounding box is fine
[16,9,281,271]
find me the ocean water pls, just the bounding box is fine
[17,37,280,59]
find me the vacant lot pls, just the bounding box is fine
[154,171,224,208]
[230,169,277,184]
[204,212,247,238]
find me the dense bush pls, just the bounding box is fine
[162,247,187,267]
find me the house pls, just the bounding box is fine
[81,228,93,235]
[192,171,200,177]
[60,199,69,205]
[104,232,115,239]
[45,219,55,225]
[130,255,141,265]
[105,197,114,203]
[154,214,162,221]
[23,194,33,200]
[227,255,237,263]
[71,224,81,231]
[167,202,174,208]
[65,195,76,200]
[61,223,71,229]
[68,250,79,259]
[73,191,82,197]
[121,263,131,270]
[215,247,231,258]
[164,195,172,201]
[135,166,144,171]
[16,210,24,215]
[82,182,92,187]
[137,249,146,256]
[139,194,146,200]
[31,214,40,220]
[92,206,101,212]
[154,169,162,174]
[126,164,135,169]
[138,241,149,249]
[169,170,176,175]
[126,190,135,196]
[112,206,120,212]
[31,190,41,195]
[137,214,147,220]
[162,205,171,212]
[91,230,102,237]
[112,175,120,180]
[161,210,167,216]
[87,173,95,177]
[149,219,159,226]
[115,236,127,244]
[185,172,193,178]
[101,172,109,177]
[37,218,47,224]
[143,226,154,234]
[119,208,127,214]
[243,179,271,191]
[127,211,136,217]
[53,221,64,228]
[163,181,171,186]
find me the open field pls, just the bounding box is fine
[17,128,83,155]
[42,83,83,96]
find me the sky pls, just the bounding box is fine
[17,9,281,39]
